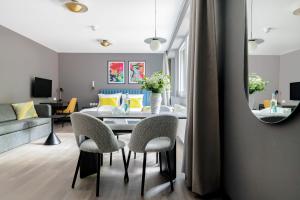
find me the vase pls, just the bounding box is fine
[151,93,162,114]
[249,93,256,110]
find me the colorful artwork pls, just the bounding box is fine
[108,61,125,84]
[128,61,146,83]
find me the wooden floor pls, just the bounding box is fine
[0,123,219,200]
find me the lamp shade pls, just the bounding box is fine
[248,40,258,52]
[150,39,161,51]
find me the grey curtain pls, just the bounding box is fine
[183,0,221,196]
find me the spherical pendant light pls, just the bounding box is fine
[150,39,161,51]
[144,0,166,51]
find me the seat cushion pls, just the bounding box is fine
[0,121,28,136]
[79,139,125,153]
[145,137,172,152]
[0,118,50,136]
[0,104,17,123]
[22,118,51,128]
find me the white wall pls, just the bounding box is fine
[0,25,59,104]
[248,55,280,108]
[279,50,300,106]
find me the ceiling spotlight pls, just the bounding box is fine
[65,0,88,13]
[99,40,112,47]
[90,25,98,31]
[293,8,300,16]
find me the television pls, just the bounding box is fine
[290,82,300,100]
[32,77,52,98]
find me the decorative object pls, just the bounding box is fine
[99,40,112,47]
[248,73,268,95]
[108,61,125,84]
[129,61,146,83]
[59,88,64,101]
[65,0,88,13]
[248,0,264,52]
[248,73,268,109]
[144,0,167,51]
[140,71,170,114]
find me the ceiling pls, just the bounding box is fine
[0,0,185,53]
[247,0,300,55]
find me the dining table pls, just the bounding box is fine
[78,110,187,181]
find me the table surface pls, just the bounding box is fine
[90,112,187,119]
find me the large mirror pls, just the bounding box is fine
[246,0,300,123]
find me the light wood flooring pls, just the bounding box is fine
[0,123,219,200]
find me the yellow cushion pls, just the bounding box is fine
[99,97,118,107]
[130,98,143,109]
[12,101,38,120]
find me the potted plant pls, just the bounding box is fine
[139,71,170,114]
[248,73,268,109]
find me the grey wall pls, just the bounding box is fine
[280,50,300,106]
[0,25,59,104]
[248,55,280,108]
[59,53,163,108]
[224,0,300,199]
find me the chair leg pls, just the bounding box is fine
[141,152,147,196]
[134,152,136,159]
[71,151,81,188]
[110,152,112,166]
[96,153,101,197]
[166,151,174,191]
[100,153,103,166]
[121,148,129,183]
[126,150,132,169]
[156,152,159,164]
[159,152,162,173]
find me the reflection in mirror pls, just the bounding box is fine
[246,0,300,123]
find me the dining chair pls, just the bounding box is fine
[56,97,78,127]
[70,112,128,197]
[126,115,178,196]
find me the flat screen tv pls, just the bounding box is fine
[32,77,52,98]
[290,82,300,100]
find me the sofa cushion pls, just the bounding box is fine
[0,104,17,123]
[0,118,50,136]
[12,101,38,120]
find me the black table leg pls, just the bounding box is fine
[44,118,61,145]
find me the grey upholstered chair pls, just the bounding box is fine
[70,112,128,197]
[126,115,178,196]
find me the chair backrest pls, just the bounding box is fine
[129,115,178,153]
[70,112,119,153]
[64,98,77,113]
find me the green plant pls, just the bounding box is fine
[139,71,170,93]
[248,73,268,94]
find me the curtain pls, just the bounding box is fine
[182,0,221,196]
[162,52,171,105]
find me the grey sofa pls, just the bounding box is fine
[0,104,51,153]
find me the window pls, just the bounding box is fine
[177,36,189,97]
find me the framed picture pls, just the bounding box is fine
[128,61,146,83]
[108,61,125,84]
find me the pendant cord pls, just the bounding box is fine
[155,0,157,38]
[250,0,253,39]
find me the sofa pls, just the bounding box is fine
[0,104,51,153]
